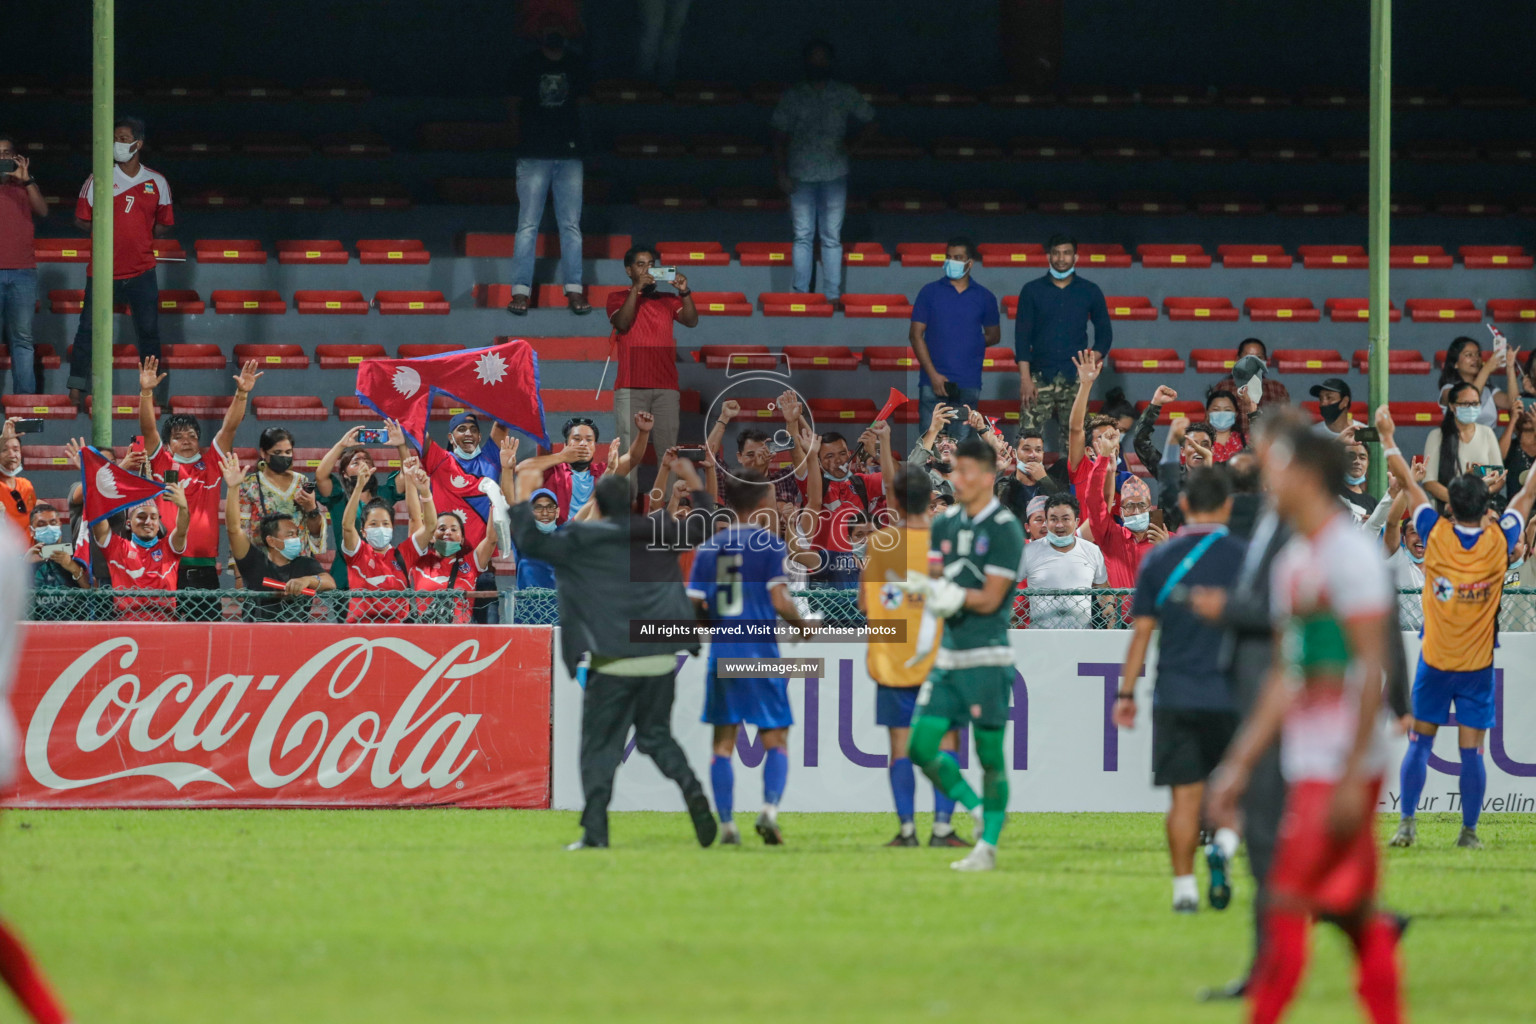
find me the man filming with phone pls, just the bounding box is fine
[607,244,698,465]
[910,235,1000,438]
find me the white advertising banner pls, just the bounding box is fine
[551,630,1536,815]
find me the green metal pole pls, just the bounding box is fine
[1367,0,1391,493]
[90,0,114,447]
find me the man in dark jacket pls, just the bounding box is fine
[510,461,718,850]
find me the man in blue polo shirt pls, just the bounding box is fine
[1014,233,1113,443]
[910,236,1000,439]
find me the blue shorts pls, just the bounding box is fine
[702,668,794,729]
[875,684,920,728]
[1412,655,1496,730]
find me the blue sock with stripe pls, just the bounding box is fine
[889,757,916,824]
[1459,746,1486,830]
[763,747,788,807]
[1399,732,1431,821]
[933,750,958,824]
[710,754,734,824]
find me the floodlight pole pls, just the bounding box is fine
[1367,0,1391,493]
[90,0,115,447]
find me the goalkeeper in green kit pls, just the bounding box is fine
[898,435,1025,871]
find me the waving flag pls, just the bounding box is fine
[355,339,550,448]
[80,445,166,525]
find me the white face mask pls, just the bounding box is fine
[1123,512,1150,533]
[454,442,481,459]
[172,450,201,465]
[1046,531,1075,548]
[1242,373,1264,405]
[534,517,558,534]
[113,140,137,163]
[365,526,394,550]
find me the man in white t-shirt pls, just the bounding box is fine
[1019,493,1108,628]
[1308,378,1365,438]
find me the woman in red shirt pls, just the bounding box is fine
[339,460,436,623]
[398,464,501,623]
[1202,385,1249,463]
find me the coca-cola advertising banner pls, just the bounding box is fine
[4,624,554,808]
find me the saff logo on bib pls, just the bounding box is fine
[1432,576,1455,602]
[879,583,904,610]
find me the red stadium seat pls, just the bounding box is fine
[1164,297,1240,321]
[0,344,58,373]
[212,289,285,314]
[234,344,310,369]
[976,400,1021,426]
[1325,298,1401,322]
[784,346,860,370]
[874,190,948,213]
[3,394,77,419]
[1461,245,1533,269]
[150,239,185,261]
[841,294,912,318]
[83,395,164,420]
[18,446,76,472]
[277,240,349,265]
[516,337,612,361]
[1353,349,1431,374]
[736,242,792,266]
[1076,243,1131,267]
[759,292,834,317]
[536,390,621,414]
[808,399,878,423]
[1194,194,1266,216]
[691,292,752,316]
[1273,349,1348,373]
[896,243,949,267]
[636,184,706,210]
[712,187,787,211]
[1189,349,1239,373]
[1136,244,1210,268]
[884,399,920,425]
[1110,349,1185,373]
[721,396,790,422]
[197,240,271,264]
[317,344,386,369]
[842,242,891,267]
[161,344,225,370]
[1134,400,1207,426]
[398,344,465,359]
[253,396,327,421]
[157,290,204,313]
[181,189,251,210]
[375,290,449,314]
[1385,402,1443,427]
[1244,297,1321,322]
[657,241,730,266]
[1487,299,1536,322]
[1390,245,1452,268]
[1405,298,1480,322]
[171,395,234,420]
[981,348,1018,372]
[977,243,1045,268]
[862,347,919,371]
[955,190,1025,214]
[333,397,375,421]
[33,239,91,263]
[1275,194,1348,216]
[1105,296,1158,320]
[1299,244,1368,269]
[1217,244,1293,268]
[693,345,776,370]
[1002,295,1019,319]
[1035,191,1106,214]
[65,344,137,369]
[286,448,335,472]
[472,284,513,309]
[1115,192,1186,215]
[357,239,429,265]
[50,290,126,315]
[294,290,368,315]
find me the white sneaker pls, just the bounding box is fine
[950,840,997,872]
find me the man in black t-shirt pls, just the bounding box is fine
[221,450,333,621]
[506,21,590,317]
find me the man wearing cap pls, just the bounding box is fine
[516,414,653,522]
[513,488,561,588]
[1310,377,1364,437]
[1216,339,1291,406]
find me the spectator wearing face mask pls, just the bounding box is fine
[1065,350,1133,515]
[338,459,430,624]
[238,427,327,561]
[1337,438,1379,521]
[1308,377,1364,438]
[995,429,1062,522]
[1423,381,1505,511]
[0,418,37,535]
[221,450,334,621]
[910,236,1001,434]
[1015,234,1113,440]
[514,488,562,589]
[1216,339,1291,406]
[787,410,884,590]
[1435,336,1519,429]
[25,504,88,592]
[1019,494,1109,629]
[401,496,500,626]
[1202,385,1249,463]
[138,356,259,591]
[1155,418,1217,533]
[398,411,513,548]
[1084,433,1166,589]
[316,423,407,589]
[89,483,191,622]
[519,414,650,522]
[0,135,47,395]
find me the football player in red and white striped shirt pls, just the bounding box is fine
[68,116,174,404]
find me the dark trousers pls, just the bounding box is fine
[1231,637,1287,976]
[578,669,701,845]
[68,267,160,392]
[176,562,223,621]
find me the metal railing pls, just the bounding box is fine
[30,587,1536,631]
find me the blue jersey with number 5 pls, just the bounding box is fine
[687,524,790,660]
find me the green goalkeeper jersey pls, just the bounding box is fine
[928,498,1025,656]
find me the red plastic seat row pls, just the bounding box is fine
[203,290,449,314]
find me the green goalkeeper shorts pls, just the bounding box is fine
[915,665,1014,730]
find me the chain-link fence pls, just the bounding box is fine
[28,587,1536,631]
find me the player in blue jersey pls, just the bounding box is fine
[689,470,816,845]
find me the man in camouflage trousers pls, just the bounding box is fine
[1013,233,1113,443]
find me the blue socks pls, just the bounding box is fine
[1459,746,1486,830]
[1399,731,1431,821]
[710,754,734,824]
[763,747,788,807]
[889,757,916,823]
[934,750,958,824]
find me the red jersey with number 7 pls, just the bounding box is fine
[75,164,174,279]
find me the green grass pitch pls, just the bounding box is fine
[4,810,1532,1023]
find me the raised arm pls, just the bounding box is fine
[1083,435,1119,541]
[1374,406,1431,511]
[1381,485,1410,558]
[497,436,522,507]
[1499,401,1524,461]
[706,400,740,461]
[1066,348,1102,473]
[214,359,263,454]
[341,461,373,553]
[164,482,191,552]
[802,428,823,513]
[1135,385,1177,473]
[316,426,363,500]
[407,461,437,550]
[872,419,897,506]
[220,450,251,560]
[138,358,165,450]
[613,411,653,477]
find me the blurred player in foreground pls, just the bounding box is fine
[1209,426,1404,1024]
[899,436,1024,871]
[0,523,71,1024]
[689,471,816,845]
[858,464,968,848]
[1378,405,1536,850]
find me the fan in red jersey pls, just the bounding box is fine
[338,457,435,624]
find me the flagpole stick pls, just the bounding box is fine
[594,355,612,400]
